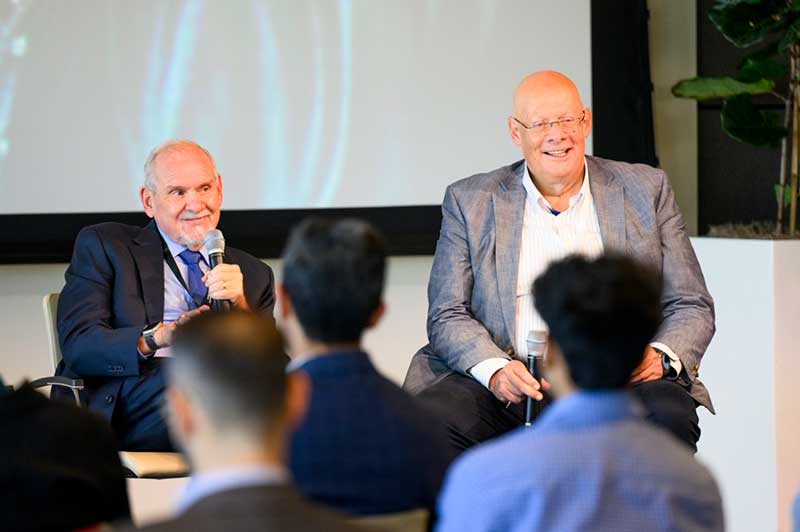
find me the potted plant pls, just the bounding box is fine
[672,0,800,236]
[671,3,800,531]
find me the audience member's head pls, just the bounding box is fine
[533,255,662,396]
[0,381,130,532]
[279,217,387,354]
[166,311,305,471]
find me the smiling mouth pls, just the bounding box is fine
[543,148,571,158]
[181,216,210,224]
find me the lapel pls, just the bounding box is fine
[493,161,526,347]
[131,220,165,323]
[587,156,626,253]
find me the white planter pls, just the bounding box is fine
[692,237,800,532]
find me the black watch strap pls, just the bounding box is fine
[142,322,162,352]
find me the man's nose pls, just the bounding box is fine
[543,123,568,141]
[184,190,205,211]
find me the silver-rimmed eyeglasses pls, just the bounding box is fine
[512,109,586,135]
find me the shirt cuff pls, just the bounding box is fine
[469,358,511,389]
[650,342,682,375]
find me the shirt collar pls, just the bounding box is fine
[177,465,289,514]
[287,349,367,372]
[532,390,645,433]
[157,226,210,264]
[522,157,590,214]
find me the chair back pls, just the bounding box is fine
[350,508,429,532]
[42,292,63,372]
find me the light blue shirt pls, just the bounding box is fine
[436,391,724,532]
[153,229,210,357]
[159,228,210,321]
[176,465,290,514]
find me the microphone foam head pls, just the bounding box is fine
[203,229,225,255]
[526,330,548,356]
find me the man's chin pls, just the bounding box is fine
[178,232,207,251]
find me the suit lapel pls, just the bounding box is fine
[493,163,526,348]
[587,157,626,253]
[132,221,165,323]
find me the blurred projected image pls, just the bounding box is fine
[0,1,590,214]
[114,0,354,209]
[0,0,29,165]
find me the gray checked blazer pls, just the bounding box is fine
[403,156,715,411]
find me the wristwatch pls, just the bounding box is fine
[142,322,163,352]
[655,347,679,381]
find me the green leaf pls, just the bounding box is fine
[778,17,800,51]
[721,94,786,147]
[709,1,789,48]
[775,184,793,206]
[739,56,788,81]
[793,0,800,12]
[672,77,775,100]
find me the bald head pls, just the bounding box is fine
[513,71,583,118]
[507,71,591,188]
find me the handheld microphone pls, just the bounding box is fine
[525,330,548,427]
[203,229,230,312]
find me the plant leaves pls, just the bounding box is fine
[672,77,775,100]
[793,0,800,12]
[709,0,790,48]
[738,56,788,81]
[775,184,793,206]
[721,94,786,147]
[779,17,800,51]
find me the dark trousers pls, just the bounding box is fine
[417,372,700,454]
[111,358,174,452]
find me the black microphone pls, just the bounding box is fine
[204,229,231,312]
[525,330,547,427]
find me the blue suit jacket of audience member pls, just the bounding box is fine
[436,391,725,532]
[289,350,452,515]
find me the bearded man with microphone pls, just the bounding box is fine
[57,140,275,451]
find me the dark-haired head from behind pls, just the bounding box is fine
[167,310,294,443]
[281,218,387,344]
[533,255,662,391]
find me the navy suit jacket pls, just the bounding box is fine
[56,221,275,420]
[289,351,452,515]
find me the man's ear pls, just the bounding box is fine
[276,283,294,321]
[140,186,155,218]
[508,116,523,147]
[365,301,386,330]
[284,371,310,432]
[582,107,592,138]
[165,384,195,443]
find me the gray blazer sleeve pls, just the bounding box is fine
[426,185,509,374]
[650,170,715,377]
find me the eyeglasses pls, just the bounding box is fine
[512,109,586,135]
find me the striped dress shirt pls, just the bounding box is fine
[469,161,604,386]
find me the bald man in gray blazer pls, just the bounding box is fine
[404,71,714,453]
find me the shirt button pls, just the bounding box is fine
[104,394,115,404]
